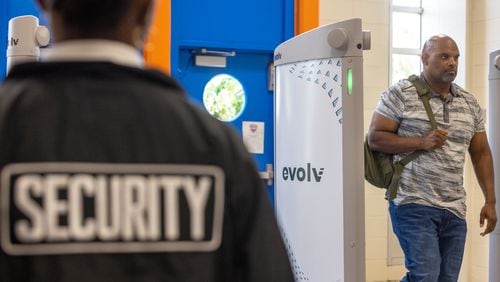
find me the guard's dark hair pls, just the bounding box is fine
[51,0,133,30]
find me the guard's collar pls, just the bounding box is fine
[41,39,143,68]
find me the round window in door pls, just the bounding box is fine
[203,74,246,122]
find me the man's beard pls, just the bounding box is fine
[442,72,456,83]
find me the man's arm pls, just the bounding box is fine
[469,131,497,236]
[367,112,448,154]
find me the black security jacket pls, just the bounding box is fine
[0,62,293,282]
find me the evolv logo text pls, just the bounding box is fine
[9,37,19,46]
[282,163,325,182]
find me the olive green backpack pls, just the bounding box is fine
[364,74,438,200]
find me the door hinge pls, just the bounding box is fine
[259,163,273,186]
[267,62,275,92]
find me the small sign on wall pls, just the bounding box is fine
[242,121,264,154]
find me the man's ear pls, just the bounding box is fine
[421,53,428,66]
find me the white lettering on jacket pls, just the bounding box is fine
[1,163,224,255]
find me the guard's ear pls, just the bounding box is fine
[132,0,155,44]
[137,0,155,29]
[35,0,49,11]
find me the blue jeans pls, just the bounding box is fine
[389,202,467,282]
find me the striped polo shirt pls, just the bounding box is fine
[375,75,485,219]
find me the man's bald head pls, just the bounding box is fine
[422,35,458,56]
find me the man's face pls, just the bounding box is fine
[422,38,460,84]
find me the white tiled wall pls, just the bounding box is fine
[319,0,499,281]
[466,0,500,281]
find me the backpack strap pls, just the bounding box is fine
[408,74,438,130]
[387,74,438,200]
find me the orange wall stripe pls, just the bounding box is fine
[295,0,319,35]
[144,0,171,74]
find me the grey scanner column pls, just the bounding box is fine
[489,50,500,282]
[6,15,49,74]
[274,18,370,282]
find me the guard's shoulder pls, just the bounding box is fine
[0,77,48,114]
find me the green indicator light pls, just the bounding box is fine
[347,68,353,95]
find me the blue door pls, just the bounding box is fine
[171,0,294,202]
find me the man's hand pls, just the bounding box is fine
[421,129,448,151]
[480,203,497,236]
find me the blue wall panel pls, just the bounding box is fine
[171,0,294,73]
